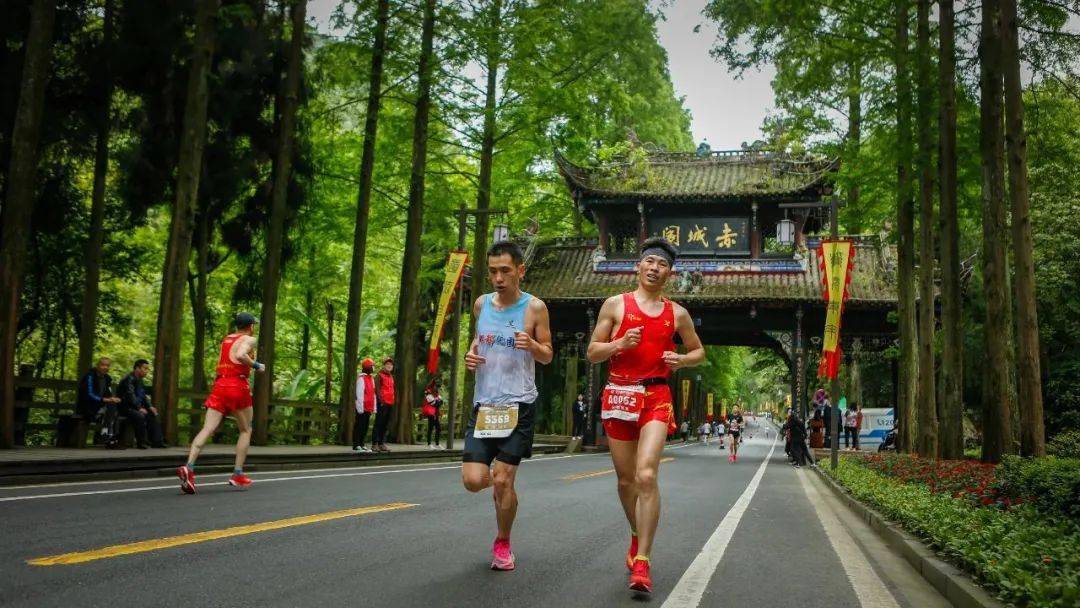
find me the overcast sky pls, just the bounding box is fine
[308,0,774,151]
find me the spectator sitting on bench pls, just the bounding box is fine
[114,359,166,449]
[77,357,119,441]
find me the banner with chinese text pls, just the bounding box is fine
[426,251,469,374]
[816,240,855,380]
[706,392,714,421]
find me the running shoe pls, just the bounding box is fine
[629,558,652,593]
[491,538,515,571]
[228,473,253,488]
[626,534,639,571]
[177,465,196,494]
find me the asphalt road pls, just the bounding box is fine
[0,419,951,608]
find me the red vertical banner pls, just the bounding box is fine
[426,251,469,374]
[816,240,855,380]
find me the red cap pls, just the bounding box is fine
[361,358,374,369]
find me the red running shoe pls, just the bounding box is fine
[228,473,253,489]
[629,557,652,593]
[177,465,196,495]
[626,534,639,571]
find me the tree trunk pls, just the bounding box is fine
[915,0,938,457]
[300,285,313,370]
[189,207,210,392]
[153,0,219,445]
[894,0,918,454]
[938,0,963,459]
[78,0,114,376]
[392,0,436,444]
[341,0,389,444]
[0,0,57,449]
[1000,0,1044,457]
[463,0,503,413]
[254,0,306,445]
[978,0,1014,464]
[846,61,862,231]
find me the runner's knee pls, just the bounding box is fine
[491,467,515,494]
[462,471,489,492]
[635,467,657,490]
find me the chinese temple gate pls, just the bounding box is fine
[519,147,898,442]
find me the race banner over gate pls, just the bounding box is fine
[816,240,855,380]
[427,251,469,374]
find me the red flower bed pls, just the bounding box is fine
[853,453,1022,510]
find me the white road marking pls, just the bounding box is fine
[0,452,589,502]
[661,436,777,608]
[798,468,901,608]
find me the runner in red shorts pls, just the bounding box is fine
[587,237,704,595]
[177,312,265,494]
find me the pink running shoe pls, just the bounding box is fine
[491,538,515,571]
[177,465,196,494]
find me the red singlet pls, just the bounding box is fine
[609,293,676,383]
[205,333,252,414]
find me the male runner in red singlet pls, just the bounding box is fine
[588,237,705,594]
[177,312,265,494]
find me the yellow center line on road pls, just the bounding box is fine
[561,457,675,481]
[27,502,418,566]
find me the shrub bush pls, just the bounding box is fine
[1047,429,1080,459]
[998,455,1080,520]
[825,458,1080,608]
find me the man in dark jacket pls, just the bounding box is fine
[114,359,165,448]
[77,357,119,421]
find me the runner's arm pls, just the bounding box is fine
[586,296,624,363]
[663,304,705,368]
[231,335,261,369]
[522,298,554,365]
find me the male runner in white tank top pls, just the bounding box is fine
[461,241,553,571]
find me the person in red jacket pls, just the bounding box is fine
[353,358,377,452]
[371,357,395,452]
[177,312,264,494]
[587,237,705,595]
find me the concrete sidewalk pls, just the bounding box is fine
[0,437,570,485]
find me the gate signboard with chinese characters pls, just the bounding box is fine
[648,217,750,255]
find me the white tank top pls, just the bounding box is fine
[472,292,537,405]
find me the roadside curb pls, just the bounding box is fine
[810,465,1006,608]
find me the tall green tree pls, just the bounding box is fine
[254,0,308,445]
[0,0,57,449]
[937,0,963,459]
[915,0,937,457]
[978,0,1014,463]
[341,0,390,445]
[1001,0,1044,457]
[393,0,436,444]
[152,0,219,443]
[895,0,918,454]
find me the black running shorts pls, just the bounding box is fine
[462,400,535,467]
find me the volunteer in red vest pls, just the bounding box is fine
[353,358,377,452]
[422,378,443,450]
[587,237,704,594]
[177,312,264,494]
[371,357,395,452]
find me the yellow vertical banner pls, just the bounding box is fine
[681,379,690,414]
[706,393,714,419]
[816,240,855,380]
[426,251,469,374]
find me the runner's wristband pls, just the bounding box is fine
[252,361,264,371]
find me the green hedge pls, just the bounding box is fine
[823,458,1080,608]
[1047,430,1080,459]
[999,455,1080,520]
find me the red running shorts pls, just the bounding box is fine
[603,384,676,441]
[204,377,252,415]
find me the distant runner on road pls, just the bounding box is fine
[177,312,264,494]
[587,237,705,595]
[461,241,553,572]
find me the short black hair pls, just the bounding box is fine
[487,240,524,265]
[639,236,678,262]
[133,359,150,370]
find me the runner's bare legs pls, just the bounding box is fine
[633,421,669,558]
[233,406,253,470]
[186,408,225,465]
[491,461,519,539]
[610,437,639,533]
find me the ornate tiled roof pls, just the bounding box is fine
[522,237,897,307]
[556,149,838,202]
